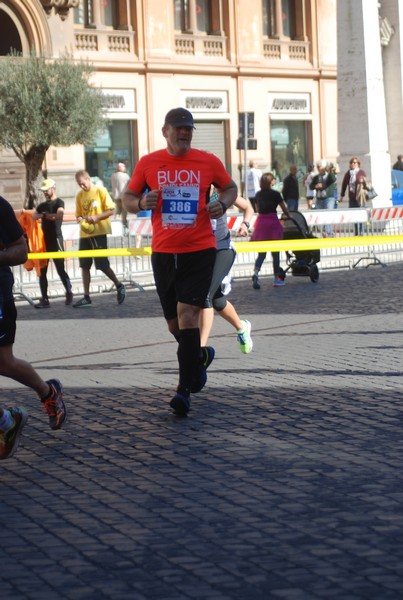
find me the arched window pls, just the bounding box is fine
[0,10,22,55]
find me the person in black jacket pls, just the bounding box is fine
[392,155,403,171]
[282,165,299,211]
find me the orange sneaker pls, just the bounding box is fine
[42,380,66,430]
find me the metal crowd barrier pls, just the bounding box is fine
[12,208,403,303]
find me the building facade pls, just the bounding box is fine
[1,0,340,208]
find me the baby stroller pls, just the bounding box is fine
[279,211,320,283]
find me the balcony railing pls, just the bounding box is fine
[175,33,226,58]
[263,39,310,62]
[74,28,135,55]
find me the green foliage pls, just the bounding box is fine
[0,53,105,154]
[0,52,106,206]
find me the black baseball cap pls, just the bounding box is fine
[164,107,195,128]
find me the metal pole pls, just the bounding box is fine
[244,112,248,199]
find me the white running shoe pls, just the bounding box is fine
[236,319,253,354]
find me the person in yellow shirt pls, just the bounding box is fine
[73,170,125,307]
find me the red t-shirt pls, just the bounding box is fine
[128,148,232,252]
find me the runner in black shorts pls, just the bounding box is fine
[152,248,216,320]
[124,107,238,415]
[0,196,67,460]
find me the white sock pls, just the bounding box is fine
[0,409,14,432]
[236,321,245,333]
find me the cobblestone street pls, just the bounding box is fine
[1,264,403,599]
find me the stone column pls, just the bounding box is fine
[381,0,403,168]
[337,0,391,205]
[275,0,284,38]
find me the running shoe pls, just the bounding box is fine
[73,297,92,308]
[272,278,286,287]
[236,319,253,354]
[65,292,74,306]
[0,407,28,460]
[170,391,191,416]
[252,274,261,290]
[201,346,215,369]
[117,283,126,304]
[42,379,66,430]
[35,298,50,309]
[190,346,215,393]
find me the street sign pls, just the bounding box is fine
[238,112,255,138]
[236,138,257,150]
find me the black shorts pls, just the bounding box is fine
[79,235,110,271]
[0,271,17,346]
[152,248,216,321]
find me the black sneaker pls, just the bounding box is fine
[73,297,92,308]
[117,284,126,304]
[65,292,74,306]
[252,275,261,290]
[170,392,191,416]
[42,379,66,430]
[0,407,28,460]
[190,346,215,394]
[35,298,50,309]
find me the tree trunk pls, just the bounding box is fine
[23,145,48,209]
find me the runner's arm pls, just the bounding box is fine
[0,236,28,267]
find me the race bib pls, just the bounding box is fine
[161,185,199,227]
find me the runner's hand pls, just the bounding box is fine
[143,189,159,209]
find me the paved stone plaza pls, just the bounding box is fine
[1,263,403,599]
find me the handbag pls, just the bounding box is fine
[363,177,378,200]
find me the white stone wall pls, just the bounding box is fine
[337,0,391,205]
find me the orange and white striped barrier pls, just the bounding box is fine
[371,206,403,221]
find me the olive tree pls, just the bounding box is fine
[0,53,106,208]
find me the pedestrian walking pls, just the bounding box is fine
[245,160,262,211]
[303,163,316,209]
[0,196,66,459]
[73,170,126,308]
[111,162,130,229]
[339,156,367,235]
[123,107,238,415]
[251,172,290,288]
[310,159,337,236]
[33,178,73,308]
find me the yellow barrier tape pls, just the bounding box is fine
[27,234,403,260]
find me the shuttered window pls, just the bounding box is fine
[192,121,226,167]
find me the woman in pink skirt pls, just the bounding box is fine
[251,172,290,288]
